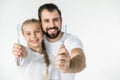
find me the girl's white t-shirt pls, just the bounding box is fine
[16,47,60,80]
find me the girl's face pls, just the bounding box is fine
[22,23,43,48]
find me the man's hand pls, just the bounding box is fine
[12,43,27,58]
[55,44,71,73]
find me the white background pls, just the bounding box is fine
[0,0,120,80]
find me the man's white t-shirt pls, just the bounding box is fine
[44,32,83,80]
[16,47,60,80]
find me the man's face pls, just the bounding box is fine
[40,9,62,39]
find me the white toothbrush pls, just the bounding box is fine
[16,24,21,66]
[62,25,67,44]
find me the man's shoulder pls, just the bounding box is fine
[64,33,83,49]
[65,33,80,41]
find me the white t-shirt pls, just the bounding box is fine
[44,32,83,80]
[16,47,60,80]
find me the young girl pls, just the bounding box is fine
[14,19,60,80]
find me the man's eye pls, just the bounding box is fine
[44,20,49,22]
[53,18,60,22]
[54,19,59,21]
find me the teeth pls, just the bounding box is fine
[31,39,38,43]
[32,41,37,43]
[48,29,56,32]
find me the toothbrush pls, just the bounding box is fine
[16,24,21,66]
[62,25,67,44]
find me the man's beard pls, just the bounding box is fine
[43,27,61,39]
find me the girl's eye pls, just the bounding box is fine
[26,33,30,35]
[36,30,40,33]
[35,30,41,33]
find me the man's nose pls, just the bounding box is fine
[49,21,55,27]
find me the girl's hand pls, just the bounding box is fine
[12,43,27,58]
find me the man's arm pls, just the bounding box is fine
[69,48,86,73]
[55,45,86,73]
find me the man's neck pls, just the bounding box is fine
[46,32,64,43]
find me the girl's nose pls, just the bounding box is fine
[31,33,36,38]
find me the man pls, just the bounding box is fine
[13,3,86,80]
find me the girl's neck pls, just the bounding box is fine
[29,46,42,54]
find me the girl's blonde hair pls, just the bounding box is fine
[21,18,50,80]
